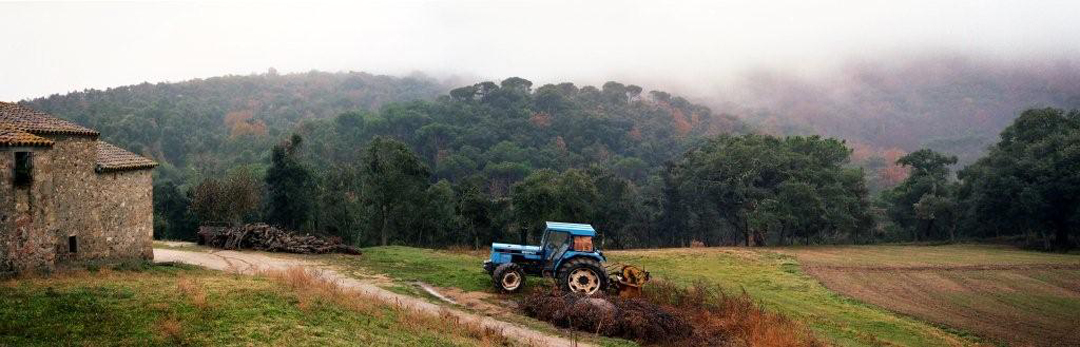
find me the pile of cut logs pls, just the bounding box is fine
[199,223,362,255]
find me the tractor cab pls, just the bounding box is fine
[539,222,599,272]
[484,221,608,294]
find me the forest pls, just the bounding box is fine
[23,70,1080,250]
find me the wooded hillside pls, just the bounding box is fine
[24,70,448,177]
[20,69,1079,249]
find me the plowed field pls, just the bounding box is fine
[783,245,1080,346]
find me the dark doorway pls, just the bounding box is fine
[14,151,33,187]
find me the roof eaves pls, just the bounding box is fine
[94,141,158,173]
[0,102,100,137]
[0,127,55,147]
[95,162,159,173]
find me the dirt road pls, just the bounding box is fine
[154,248,590,347]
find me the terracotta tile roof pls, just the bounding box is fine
[96,141,157,172]
[0,102,99,136]
[0,126,55,147]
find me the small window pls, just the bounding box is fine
[14,152,33,187]
[68,236,77,253]
[573,236,594,252]
[544,232,569,253]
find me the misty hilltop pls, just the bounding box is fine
[21,72,744,186]
[723,56,1080,161]
[711,56,1080,189]
[22,56,1080,192]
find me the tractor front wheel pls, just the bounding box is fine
[557,257,607,295]
[492,263,526,293]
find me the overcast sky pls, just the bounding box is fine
[2,0,1078,101]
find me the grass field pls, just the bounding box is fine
[332,246,495,292]
[339,246,990,346]
[0,262,515,347]
[781,244,1080,346]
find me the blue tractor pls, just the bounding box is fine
[484,221,610,295]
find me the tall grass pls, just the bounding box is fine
[177,276,208,309]
[1,263,518,346]
[156,317,184,344]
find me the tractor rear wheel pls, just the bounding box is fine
[556,257,607,295]
[492,263,525,293]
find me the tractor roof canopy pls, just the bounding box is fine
[545,221,596,236]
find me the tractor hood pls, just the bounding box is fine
[491,243,541,254]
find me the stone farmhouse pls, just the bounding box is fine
[0,102,156,273]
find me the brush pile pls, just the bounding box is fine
[199,223,362,255]
[522,291,694,344]
[521,280,826,346]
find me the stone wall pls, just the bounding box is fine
[1,149,16,272]
[0,146,57,273]
[45,136,95,263]
[1,135,153,273]
[0,149,10,272]
[90,169,154,262]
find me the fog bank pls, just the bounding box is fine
[3,1,1079,101]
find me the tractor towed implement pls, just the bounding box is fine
[608,263,651,298]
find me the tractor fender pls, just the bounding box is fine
[552,252,605,273]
